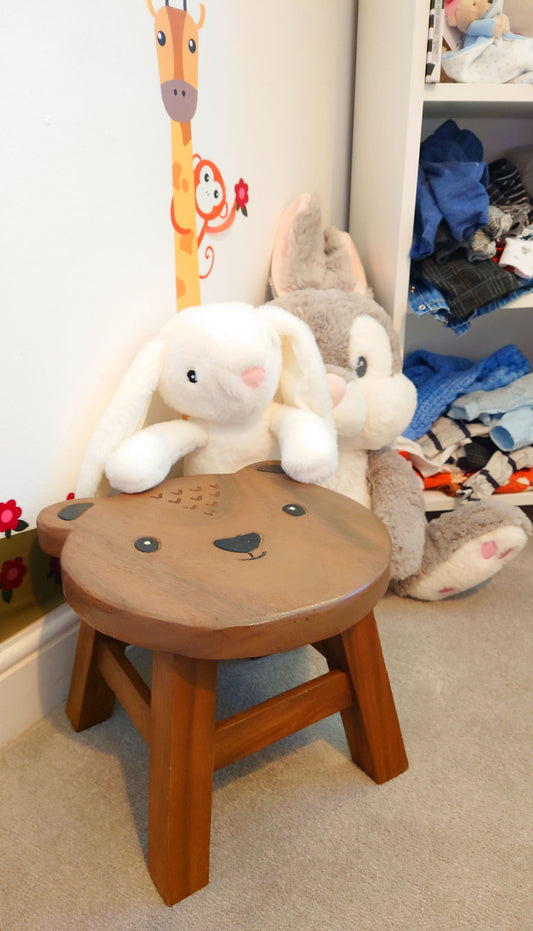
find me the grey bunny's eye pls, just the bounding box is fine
[355,356,368,378]
[187,370,198,383]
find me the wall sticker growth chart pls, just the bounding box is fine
[146,0,249,308]
[1,1,249,638]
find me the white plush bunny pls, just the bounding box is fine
[75,302,340,497]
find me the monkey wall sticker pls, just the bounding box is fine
[146,0,249,306]
[193,157,249,278]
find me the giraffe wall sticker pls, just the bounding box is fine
[146,1,249,306]
[146,0,204,310]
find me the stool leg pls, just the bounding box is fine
[148,651,217,906]
[66,621,124,732]
[320,611,408,784]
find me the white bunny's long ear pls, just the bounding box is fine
[260,305,333,421]
[74,338,165,498]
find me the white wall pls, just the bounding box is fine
[1,0,356,528]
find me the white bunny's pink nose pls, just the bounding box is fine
[327,372,347,407]
[241,366,266,389]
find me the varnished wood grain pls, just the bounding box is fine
[148,651,217,906]
[37,462,391,658]
[66,622,121,732]
[214,669,353,770]
[97,640,152,746]
[40,463,407,906]
[318,612,408,784]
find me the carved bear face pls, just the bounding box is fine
[37,462,390,658]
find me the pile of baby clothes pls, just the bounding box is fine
[409,120,533,333]
[398,345,533,500]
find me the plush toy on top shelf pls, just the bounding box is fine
[445,0,510,48]
[74,302,339,498]
[442,0,533,84]
[268,193,531,601]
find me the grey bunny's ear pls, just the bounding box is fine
[270,193,369,297]
[74,338,165,498]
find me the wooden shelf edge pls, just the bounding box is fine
[424,82,533,105]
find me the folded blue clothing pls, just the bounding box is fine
[411,162,489,261]
[403,345,531,440]
[408,276,533,333]
[411,120,490,261]
[420,119,484,164]
[490,408,533,452]
[449,373,533,421]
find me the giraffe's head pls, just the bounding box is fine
[147,1,205,123]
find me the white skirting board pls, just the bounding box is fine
[0,604,79,749]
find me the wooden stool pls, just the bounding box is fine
[37,462,408,906]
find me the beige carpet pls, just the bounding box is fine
[1,523,532,930]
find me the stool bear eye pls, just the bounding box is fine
[282,504,307,517]
[134,537,161,553]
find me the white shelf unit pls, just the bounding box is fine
[349,0,533,511]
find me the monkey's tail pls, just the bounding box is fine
[199,245,215,279]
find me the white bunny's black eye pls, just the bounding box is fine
[355,356,368,378]
[134,537,160,553]
[187,370,198,383]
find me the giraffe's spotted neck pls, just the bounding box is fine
[149,0,205,311]
[171,120,200,309]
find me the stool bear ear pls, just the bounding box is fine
[58,502,94,521]
[36,498,98,557]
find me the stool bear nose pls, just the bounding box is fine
[213,531,266,559]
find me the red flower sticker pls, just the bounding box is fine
[235,178,249,215]
[0,557,28,603]
[0,499,28,539]
[0,500,22,533]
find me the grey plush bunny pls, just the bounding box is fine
[269,194,531,600]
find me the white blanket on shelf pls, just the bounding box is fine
[442,0,533,84]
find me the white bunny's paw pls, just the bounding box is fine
[105,432,173,494]
[281,424,338,484]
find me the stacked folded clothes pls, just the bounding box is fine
[409,121,533,332]
[398,346,533,500]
